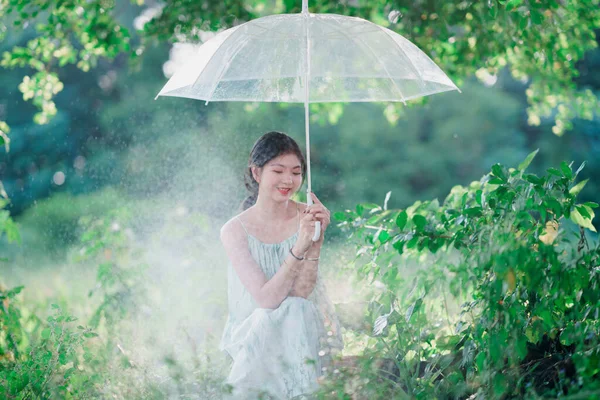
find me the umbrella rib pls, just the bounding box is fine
[380,29,428,91]
[203,19,288,103]
[203,39,250,103]
[247,18,304,39]
[320,17,407,103]
[190,26,245,102]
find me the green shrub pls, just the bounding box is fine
[15,188,126,254]
[324,151,600,399]
[0,285,101,399]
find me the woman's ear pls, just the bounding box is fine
[251,166,261,183]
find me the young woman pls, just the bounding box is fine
[219,131,343,399]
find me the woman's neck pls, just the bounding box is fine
[252,195,295,222]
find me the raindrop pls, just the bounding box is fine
[74,155,86,170]
[53,171,65,185]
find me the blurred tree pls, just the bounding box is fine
[0,28,116,214]
[0,0,599,138]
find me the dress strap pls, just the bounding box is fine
[235,216,249,236]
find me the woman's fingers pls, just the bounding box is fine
[301,212,314,220]
[305,205,328,215]
[312,212,329,221]
[310,192,322,204]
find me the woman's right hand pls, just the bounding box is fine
[294,212,316,255]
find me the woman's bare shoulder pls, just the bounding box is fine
[220,215,248,246]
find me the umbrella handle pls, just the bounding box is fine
[307,192,321,241]
[312,221,321,242]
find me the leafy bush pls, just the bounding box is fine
[0,182,20,247]
[0,284,101,399]
[323,151,600,399]
[14,188,126,254]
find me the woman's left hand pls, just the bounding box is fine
[304,192,330,242]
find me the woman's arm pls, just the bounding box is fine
[220,219,306,309]
[289,241,321,298]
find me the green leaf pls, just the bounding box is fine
[518,149,538,171]
[6,285,24,298]
[506,0,523,12]
[518,14,529,30]
[546,197,562,216]
[524,173,543,185]
[560,161,572,179]
[515,336,528,361]
[464,207,483,217]
[427,238,444,253]
[413,215,427,232]
[583,202,598,209]
[362,203,382,212]
[569,179,588,196]
[405,298,423,322]
[576,205,591,219]
[332,211,347,222]
[547,167,562,177]
[475,190,483,206]
[377,230,390,243]
[493,373,507,396]
[475,351,486,371]
[41,328,51,340]
[395,210,408,230]
[356,204,364,217]
[393,239,405,254]
[3,219,20,243]
[488,0,498,18]
[570,206,596,232]
[491,164,506,181]
[530,9,543,24]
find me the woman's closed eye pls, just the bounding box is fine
[274,171,301,175]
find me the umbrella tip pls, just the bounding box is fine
[154,93,160,100]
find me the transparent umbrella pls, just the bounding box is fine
[156,0,460,240]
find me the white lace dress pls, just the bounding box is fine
[219,215,343,399]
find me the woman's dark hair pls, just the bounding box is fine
[240,131,307,211]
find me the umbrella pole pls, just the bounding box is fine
[303,0,320,242]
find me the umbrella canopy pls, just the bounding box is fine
[156,0,460,240]
[156,10,459,103]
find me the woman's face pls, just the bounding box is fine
[253,153,303,200]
